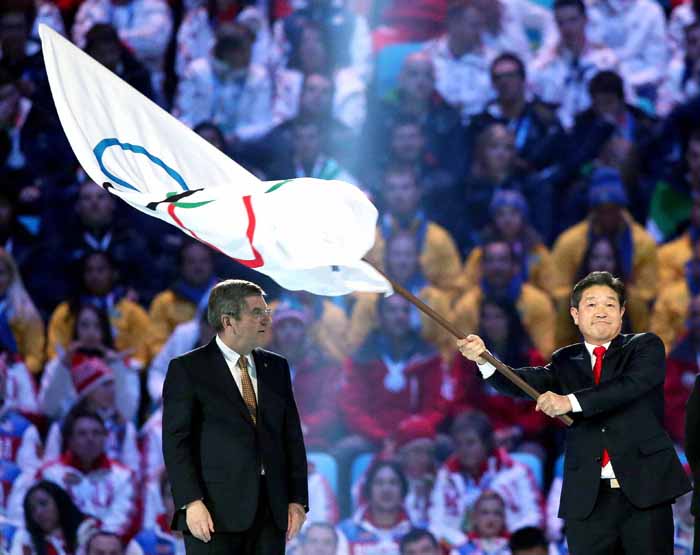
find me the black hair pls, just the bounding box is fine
[0,0,36,30]
[71,303,115,349]
[361,460,409,502]
[84,23,120,51]
[399,529,438,555]
[570,270,626,308]
[450,410,495,453]
[553,0,586,15]
[61,406,105,445]
[508,526,548,551]
[85,531,123,555]
[589,70,625,101]
[491,52,526,80]
[193,121,226,147]
[478,296,535,367]
[24,481,85,555]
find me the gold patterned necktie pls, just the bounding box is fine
[238,356,257,425]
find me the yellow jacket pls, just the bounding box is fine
[48,299,153,368]
[657,232,691,290]
[550,213,658,303]
[462,243,555,295]
[650,280,691,352]
[365,221,463,299]
[10,312,45,375]
[452,283,556,360]
[347,286,454,359]
[148,290,198,357]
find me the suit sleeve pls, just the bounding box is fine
[282,357,309,511]
[485,362,559,400]
[161,357,203,509]
[685,375,700,474]
[574,333,665,417]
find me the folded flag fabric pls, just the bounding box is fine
[39,25,391,296]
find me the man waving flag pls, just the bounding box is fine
[39,25,390,296]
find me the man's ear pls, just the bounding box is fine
[570,306,579,325]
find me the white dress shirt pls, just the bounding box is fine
[476,339,616,478]
[215,335,258,400]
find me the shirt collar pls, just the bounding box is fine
[584,341,612,358]
[215,334,253,369]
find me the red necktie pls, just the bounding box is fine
[593,345,610,467]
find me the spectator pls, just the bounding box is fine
[671,488,695,554]
[0,356,42,513]
[267,300,342,449]
[83,24,154,100]
[659,21,700,116]
[531,0,619,129]
[272,20,366,133]
[0,247,44,375]
[9,481,97,555]
[429,412,543,534]
[272,0,372,82]
[85,533,123,555]
[148,241,216,358]
[176,2,272,78]
[470,52,564,173]
[395,418,437,528]
[174,23,273,145]
[266,119,360,186]
[362,53,465,187]
[461,189,555,294]
[441,490,510,554]
[0,66,73,193]
[147,298,214,406]
[453,240,556,360]
[249,73,357,172]
[0,187,38,275]
[665,295,700,444]
[398,530,440,555]
[270,290,349,364]
[668,0,700,57]
[130,470,184,555]
[57,180,153,301]
[47,251,153,369]
[39,304,140,475]
[8,409,139,538]
[306,462,340,526]
[553,235,650,348]
[657,197,700,291]
[446,296,550,446]
[339,294,445,453]
[508,526,549,555]
[2,347,40,416]
[422,1,495,120]
[651,240,700,352]
[550,167,658,309]
[193,121,227,153]
[337,461,412,555]
[365,167,462,296]
[299,523,338,555]
[471,0,557,61]
[72,0,173,103]
[349,232,454,358]
[584,0,667,99]
[647,128,700,244]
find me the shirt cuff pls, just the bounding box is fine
[568,393,582,413]
[476,360,497,379]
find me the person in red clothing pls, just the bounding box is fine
[339,294,446,454]
[267,300,342,449]
[665,295,700,444]
[445,297,550,450]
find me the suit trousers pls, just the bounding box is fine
[184,478,285,555]
[566,482,674,555]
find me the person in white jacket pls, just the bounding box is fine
[38,304,140,478]
[72,0,173,103]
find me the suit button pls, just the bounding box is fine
[595,457,602,462]
[601,427,607,432]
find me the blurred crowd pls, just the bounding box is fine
[1,0,699,553]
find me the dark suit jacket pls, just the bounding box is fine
[162,338,309,532]
[685,374,700,516]
[487,332,691,520]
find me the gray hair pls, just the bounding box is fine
[207,279,265,331]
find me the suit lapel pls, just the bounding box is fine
[252,349,268,424]
[205,339,256,428]
[599,334,625,383]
